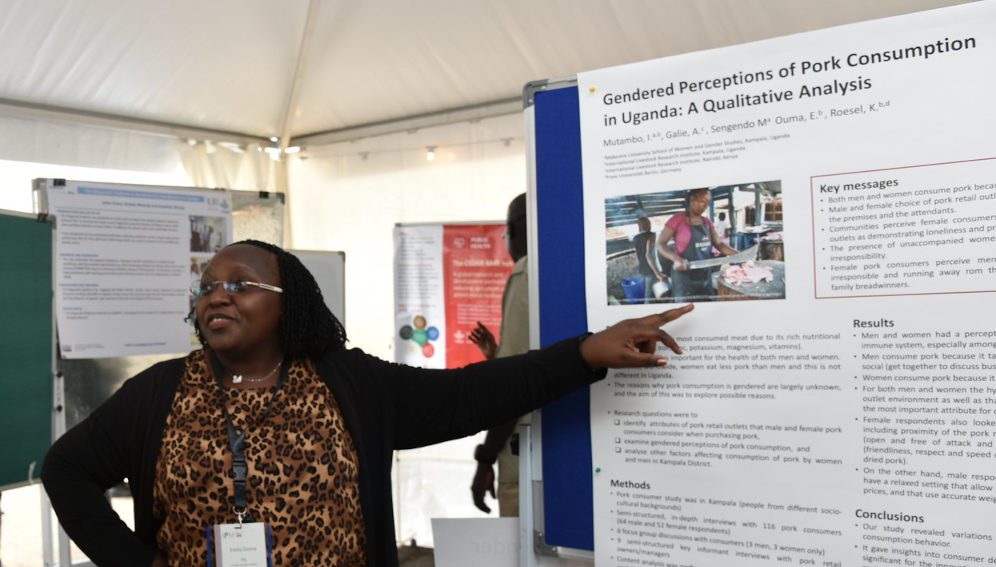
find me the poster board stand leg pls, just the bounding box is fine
[48,360,82,566]
[518,422,536,567]
[41,489,54,566]
[58,527,72,566]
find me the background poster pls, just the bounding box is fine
[395,225,447,368]
[392,222,514,546]
[45,181,232,358]
[442,224,512,368]
[394,223,512,369]
[578,3,996,566]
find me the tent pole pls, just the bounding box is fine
[276,0,322,248]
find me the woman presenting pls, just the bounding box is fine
[657,188,739,302]
[42,240,693,567]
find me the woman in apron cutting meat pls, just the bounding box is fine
[657,188,738,302]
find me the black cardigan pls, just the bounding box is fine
[42,336,605,566]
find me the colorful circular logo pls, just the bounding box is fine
[399,315,439,357]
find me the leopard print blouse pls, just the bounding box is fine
[153,350,367,566]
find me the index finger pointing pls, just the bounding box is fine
[646,303,694,325]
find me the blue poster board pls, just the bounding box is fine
[532,83,595,550]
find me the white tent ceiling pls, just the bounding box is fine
[0,0,974,144]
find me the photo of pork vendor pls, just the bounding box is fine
[604,181,786,304]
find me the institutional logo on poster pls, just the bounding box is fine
[398,314,440,357]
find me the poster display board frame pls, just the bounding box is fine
[525,78,596,555]
[0,209,55,492]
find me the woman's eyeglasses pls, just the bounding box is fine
[190,280,283,300]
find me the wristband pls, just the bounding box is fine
[474,444,497,465]
[578,332,603,373]
[577,332,593,347]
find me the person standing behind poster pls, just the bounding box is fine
[657,189,738,301]
[467,193,529,516]
[714,211,732,246]
[633,216,666,303]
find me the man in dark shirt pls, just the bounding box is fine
[468,193,529,516]
[633,216,665,302]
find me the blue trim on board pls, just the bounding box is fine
[535,85,594,551]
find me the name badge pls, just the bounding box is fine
[207,522,273,567]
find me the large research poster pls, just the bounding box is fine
[578,4,996,566]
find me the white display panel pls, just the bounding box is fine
[394,224,447,368]
[291,249,346,325]
[577,3,996,565]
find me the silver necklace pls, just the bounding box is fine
[231,359,282,384]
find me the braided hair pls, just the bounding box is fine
[191,240,348,356]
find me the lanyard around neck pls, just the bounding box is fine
[209,352,288,523]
